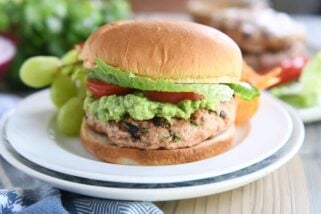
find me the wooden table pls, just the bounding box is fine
[157,155,310,213]
[157,122,321,214]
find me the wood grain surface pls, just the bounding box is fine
[157,156,310,214]
[300,123,321,214]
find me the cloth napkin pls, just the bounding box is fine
[0,93,163,214]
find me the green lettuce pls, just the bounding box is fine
[226,82,260,101]
[88,59,259,101]
[271,52,321,108]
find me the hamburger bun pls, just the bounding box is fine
[81,20,242,83]
[81,121,235,165]
[81,20,243,165]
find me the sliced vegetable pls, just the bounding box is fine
[90,59,259,101]
[226,83,260,101]
[87,80,133,98]
[277,56,309,85]
[271,52,321,108]
[235,62,268,125]
[235,96,260,125]
[143,91,203,103]
[242,63,281,89]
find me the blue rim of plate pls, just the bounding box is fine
[0,106,304,189]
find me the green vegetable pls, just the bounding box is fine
[226,82,260,101]
[271,52,321,108]
[1,0,130,88]
[172,134,182,142]
[90,59,259,100]
[84,91,231,122]
[191,121,198,127]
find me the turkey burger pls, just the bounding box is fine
[80,20,259,165]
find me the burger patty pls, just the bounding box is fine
[86,99,236,150]
[192,9,305,53]
[243,42,306,70]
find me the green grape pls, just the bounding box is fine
[62,50,80,64]
[60,66,73,76]
[62,49,81,64]
[57,97,84,136]
[61,49,81,75]
[77,80,87,98]
[70,65,87,98]
[51,74,77,108]
[71,66,87,82]
[61,50,80,74]
[20,56,61,88]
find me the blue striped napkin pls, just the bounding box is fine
[0,157,162,214]
[0,94,163,214]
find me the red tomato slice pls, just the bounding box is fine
[277,56,309,85]
[87,80,133,98]
[143,91,203,103]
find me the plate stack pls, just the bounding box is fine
[0,90,304,201]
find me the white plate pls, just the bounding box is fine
[297,105,321,123]
[6,90,292,184]
[0,106,304,201]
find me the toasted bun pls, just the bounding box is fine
[82,20,242,83]
[80,121,235,165]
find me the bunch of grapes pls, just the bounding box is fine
[20,49,87,136]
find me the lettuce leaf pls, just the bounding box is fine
[88,59,259,101]
[226,82,260,101]
[271,52,321,108]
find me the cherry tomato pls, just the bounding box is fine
[277,56,309,85]
[87,80,133,98]
[143,91,203,103]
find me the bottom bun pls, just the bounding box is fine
[80,121,235,165]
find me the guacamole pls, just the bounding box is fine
[84,91,233,122]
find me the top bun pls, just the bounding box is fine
[82,20,242,83]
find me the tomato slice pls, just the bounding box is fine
[88,80,204,102]
[87,80,133,98]
[277,56,309,85]
[143,91,203,103]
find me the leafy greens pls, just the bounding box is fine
[88,59,260,101]
[271,52,321,108]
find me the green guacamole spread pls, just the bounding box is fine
[84,91,232,122]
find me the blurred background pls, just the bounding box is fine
[131,0,321,13]
[0,0,320,90]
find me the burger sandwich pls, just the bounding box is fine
[81,20,259,165]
